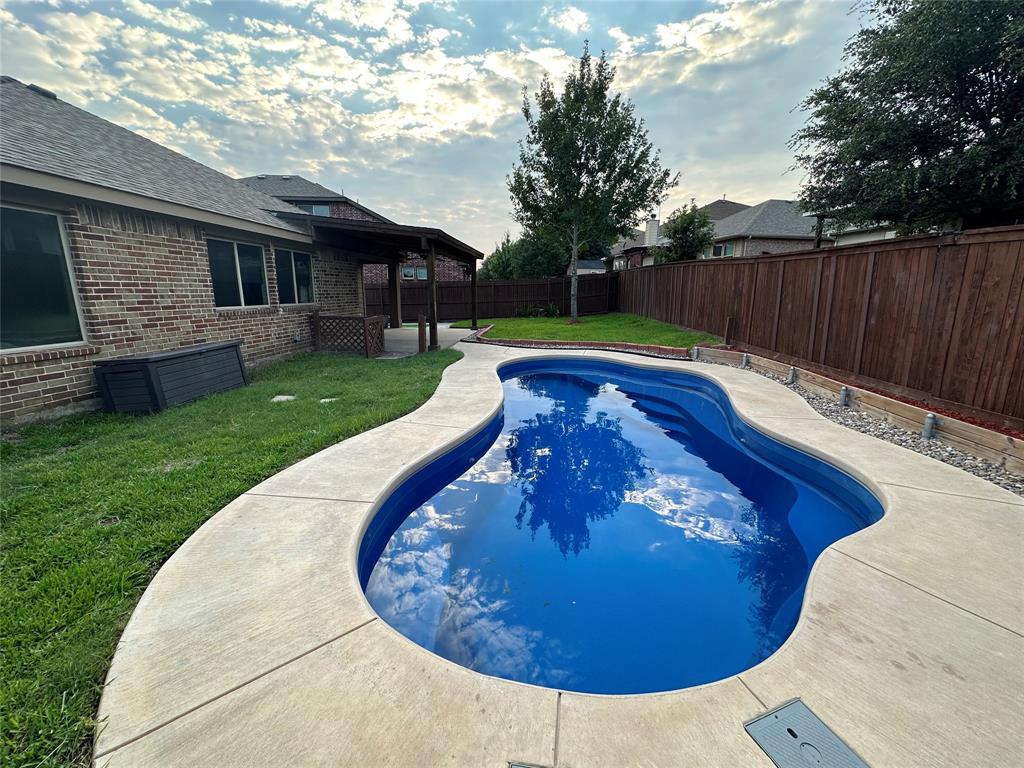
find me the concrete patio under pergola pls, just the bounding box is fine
[285,213,484,350]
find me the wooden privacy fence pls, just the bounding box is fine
[618,226,1024,424]
[365,272,617,321]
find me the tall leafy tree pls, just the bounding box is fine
[653,202,716,262]
[792,0,1024,231]
[509,45,677,320]
[478,233,517,280]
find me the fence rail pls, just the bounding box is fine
[365,272,617,321]
[618,226,1024,424]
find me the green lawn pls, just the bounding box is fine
[453,312,720,348]
[0,350,462,768]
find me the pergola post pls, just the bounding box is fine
[470,259,478,330]
[427,242,439,351]
[386,261,402,328]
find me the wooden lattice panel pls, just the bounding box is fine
[364,315,386,358]
[314,314,367,354]
[312,313,388,357]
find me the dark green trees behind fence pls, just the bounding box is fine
[792,0,1024,231]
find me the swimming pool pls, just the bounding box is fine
[360,359,883,695]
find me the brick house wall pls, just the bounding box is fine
[364,255,469,285]
[1,199,363,423]
[329,200,379,222]
[732,238,820,257]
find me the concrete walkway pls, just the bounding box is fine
[93,343,1024,767]
[379,323,472,358]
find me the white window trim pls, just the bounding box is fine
[275,248,316,305]
[1,203,89,354]
[209,237,270,309]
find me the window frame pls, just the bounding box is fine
[1,203,89,354]
[207,237,270,309]
[295,203,331,216]
[401,265,416,280]
[415,266,428,281]
[274,248,316,305]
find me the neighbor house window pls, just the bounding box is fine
[1,205,85,350]
[703,243,734,259]
[295,203,331,216]
[401,265,416,280]
[416,266,428,280]
[275,249,314,304]
[207,238,269,307]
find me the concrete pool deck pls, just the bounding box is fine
[94,343,1024,767]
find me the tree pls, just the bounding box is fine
[653,201,716,263]
[508,44,677,320]
[478,232,517,280]
[792,0,1024,232]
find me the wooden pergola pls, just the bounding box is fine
[286,214,483,350]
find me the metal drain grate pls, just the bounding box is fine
[744,699,870,767]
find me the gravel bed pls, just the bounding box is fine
[702,361,1024,497]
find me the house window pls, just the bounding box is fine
[207,238,269,308]
[295,203,331,216]
[416,266,428,280]
[274,249,314,304]
[704,243,734,259]
[401,265,416,280]
[1,205,85,351]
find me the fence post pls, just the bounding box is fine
[418,314,427,354]
[724,316,737,346]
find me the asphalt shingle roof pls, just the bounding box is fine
[0,78,307,234]
[712,199,817,241]
[237,174,345,200]
[699,198,750,221]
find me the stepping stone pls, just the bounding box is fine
[319,398,337,403]
[271,395,296,402]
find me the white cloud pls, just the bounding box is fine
[608,26,645,57]
[544,6,588,35]
[123,0,205,32]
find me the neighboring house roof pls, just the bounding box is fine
[237,174,344,200]
[699,198,750,221]
[712,199,821,241]
[0,77,307,235]
[611,228,645,256]
[239,173,394,224]
[573,260,607,272]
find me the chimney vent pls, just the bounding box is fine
[644,217,660,247]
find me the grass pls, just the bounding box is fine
[453,312,721,348]
[0,350,462,768]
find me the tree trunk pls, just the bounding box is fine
[570,224,579,322]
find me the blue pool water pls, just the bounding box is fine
[362,360,882,694]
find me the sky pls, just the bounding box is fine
[0,0,864,253]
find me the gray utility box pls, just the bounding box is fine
[94,339,248,413]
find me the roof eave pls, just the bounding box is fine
[1,164,313,243]
[284,212,482,262]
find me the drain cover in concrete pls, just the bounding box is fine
[744,699,869,767]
